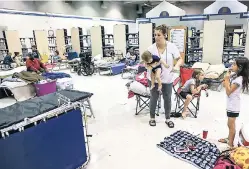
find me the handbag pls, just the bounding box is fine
[230,147,249,169]
[214,155,241,169]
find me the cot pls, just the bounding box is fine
[98,62,126,75]
[0,90,94,169]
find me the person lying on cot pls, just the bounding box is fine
[26,53,48,74]
[179,69,207,119]
[125,48,137,66]
[141,50,169,92]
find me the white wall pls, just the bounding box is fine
[0,1,137,20]
[146,1,185,18]
[204,0,247,14]
[0,9,136,38]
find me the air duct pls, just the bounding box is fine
[136,4,143,14]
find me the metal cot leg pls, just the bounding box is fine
[86,98,95,118]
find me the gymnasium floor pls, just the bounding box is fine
[0,70,249,169]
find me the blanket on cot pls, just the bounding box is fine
[157,130,220,169]
[42,72,71,80]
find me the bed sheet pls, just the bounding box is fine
[0,81,36,102]
[205,64,225,79]
[0,81,28,89]
[192,63,225,79]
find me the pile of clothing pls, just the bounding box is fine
[41,72,73,90]
[0,71,73,101]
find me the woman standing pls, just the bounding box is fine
[147,24,184,127]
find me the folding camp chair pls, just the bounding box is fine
[173,67,202,118]
[131,70,161,116]
[135,93,161,116]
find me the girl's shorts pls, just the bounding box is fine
[179,91,192,99]
[227,111,239,118]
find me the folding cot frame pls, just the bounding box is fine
[0,87,95,118]
[0,92,92,169]
[135,93,161,116]
[202,71,226,92]
[47,52,80,72]
[97,62,126,76]
[56,92,95,119]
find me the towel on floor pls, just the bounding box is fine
[157,130,220,169]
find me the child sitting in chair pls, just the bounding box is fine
[2,52,13,68]
[141,50,169,92]
[180,69,207,119]
[52,50,61,63]
[13,52,23,67]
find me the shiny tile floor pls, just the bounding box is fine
[1,70,249,169]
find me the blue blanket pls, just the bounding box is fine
[42,72,71,80]
[157,130,220,169]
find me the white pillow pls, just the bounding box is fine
[94,54,102,61]
[129,81,150,96]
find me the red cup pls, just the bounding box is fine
[203,130,208,139]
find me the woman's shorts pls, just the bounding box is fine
[227,111,239,118]
[179,91,192,99]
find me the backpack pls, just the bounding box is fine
[214,156,241,169]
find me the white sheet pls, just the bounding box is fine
[0,66,26,77]
[192,62,210,72]
[192,63,225,79]
[0,81,28,89]
[205,64,225,79]
[10,84,36,101]
[0,81,36,101]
